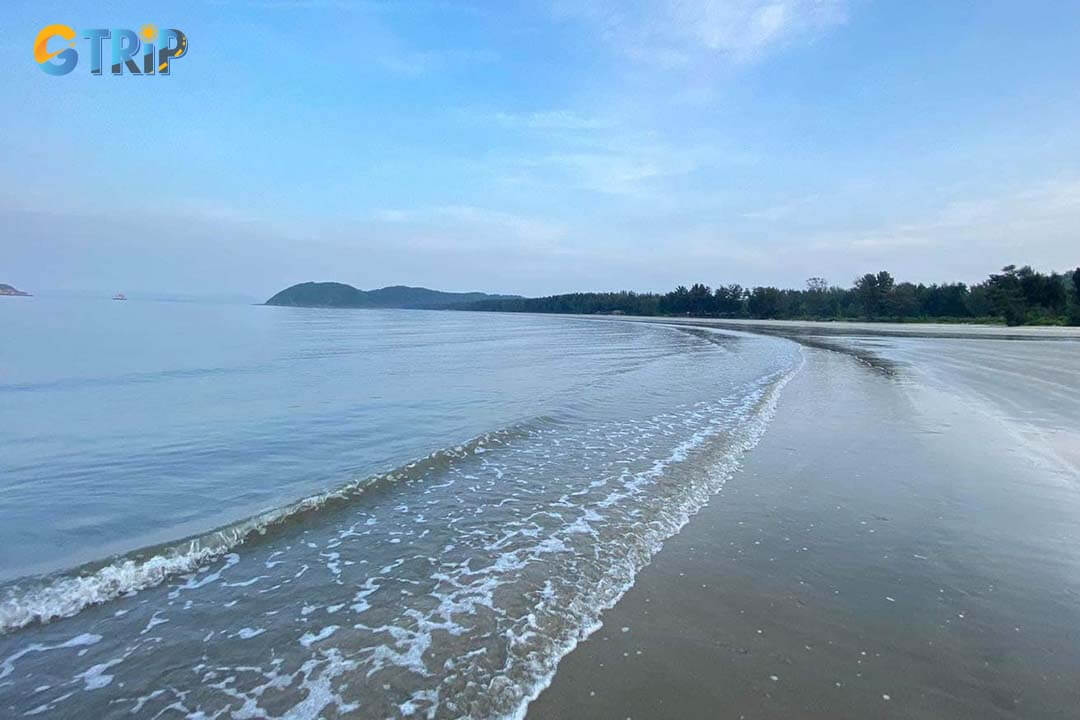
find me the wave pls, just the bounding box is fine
[505,349,806,720]
[0,364,265,394]
[0,425,536,634]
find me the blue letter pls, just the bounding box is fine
[142,42,156,75]
[111,29,140,75]
[157,29,188,75]
[82,29,110,75]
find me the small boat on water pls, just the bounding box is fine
[112,292,127,301]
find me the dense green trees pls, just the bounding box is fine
[464,264,1080,325]
[466,290,660,316]
[983,265,1068,324]
[1072,269,1080,325]
[854,271,895,317]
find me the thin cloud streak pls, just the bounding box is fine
[551,0,850,66]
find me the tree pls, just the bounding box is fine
[854,271,893,318]
[875,270,895,294]
[714,284,745,316]
[920,283,970,318]
[987,266,1027,325]
[802,277,829,317]
[1069,268,1080,325]
[687,283,713,315]
[965,284,992,317]
[659,285,690,315]
[747,287,783,318]
[886,282,919,318]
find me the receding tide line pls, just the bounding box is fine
[0,426,533,634]
[505,347,806,720]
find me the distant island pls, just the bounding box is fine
[265,282,520,309]
[0,283,31,297]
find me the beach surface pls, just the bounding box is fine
[528,330,1080,719]
[2,304,1077,719]
[1,303,809,719]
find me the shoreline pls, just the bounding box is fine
[526,340,1080,719]
[589,314,1080,341]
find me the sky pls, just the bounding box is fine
[2,0,1079,299]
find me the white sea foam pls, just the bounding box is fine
[502,350,805,720]
[235,627,266,640]
[0,548,226,634]
[75,658,123,690]
[0,633,101,681]
[0,430,518,634]
[299,626,339,648]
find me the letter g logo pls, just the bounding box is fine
[34,24,78,75]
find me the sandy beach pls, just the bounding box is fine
[528,333,1080,719]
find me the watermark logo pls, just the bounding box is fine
[34,24,188,76]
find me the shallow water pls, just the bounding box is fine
[527,338,1080,720]
[0,300,801,718]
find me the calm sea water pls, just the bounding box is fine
[0,298,801,719]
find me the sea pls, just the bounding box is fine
[0,298,803,719]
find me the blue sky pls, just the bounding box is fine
[3,0,1079,298]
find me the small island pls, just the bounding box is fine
[265,282,519,309]
[0,283,31,297]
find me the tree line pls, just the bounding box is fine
[462,265,1080,326]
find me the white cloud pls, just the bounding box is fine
[366,205,569,250]
[510,133,753,199]
[553,0,849,65]
[741,192,823,222]
[537,150,683,195]
[489,110,612,131]
[375,48,498,76]
[794,177,1080,275]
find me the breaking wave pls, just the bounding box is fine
[505,349,804,720]
[0,426,533,634]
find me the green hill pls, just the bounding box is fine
[265,282,519,309]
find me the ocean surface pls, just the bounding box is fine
[0,298,803,719]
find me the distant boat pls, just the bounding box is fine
[112,292,127,301]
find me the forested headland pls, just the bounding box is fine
[461,265,1080,326]
[265,282,519,309]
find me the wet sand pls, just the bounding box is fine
[632,316,1080,341]
[527,342,1080,719]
